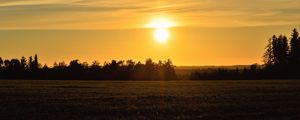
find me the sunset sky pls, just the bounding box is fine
[1,0,300,66]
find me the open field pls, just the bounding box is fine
[0,80,300,120]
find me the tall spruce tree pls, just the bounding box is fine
[33,54,39,70]
[263,38,274,65]
[289,28,300,64]
[272,35,289,65]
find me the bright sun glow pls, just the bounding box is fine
[146,17,176,44]
[154,29,170,43]
[147,17,176,29]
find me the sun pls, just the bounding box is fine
[146,17,176,44]
[154,28,170,43]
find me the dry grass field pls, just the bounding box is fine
[0,80,300,120]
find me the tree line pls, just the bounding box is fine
[2,28,300,80]
[191,28,300,80]
[0,55,177,80]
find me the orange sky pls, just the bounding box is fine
[0,0,300,66]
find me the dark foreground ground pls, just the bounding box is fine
[0,80,300,120]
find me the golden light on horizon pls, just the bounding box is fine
[146,17,176,29]
[146,17,176,44]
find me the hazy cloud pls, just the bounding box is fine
[0,0,299,29]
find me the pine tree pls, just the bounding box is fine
[20,56,27,70]
[289,28,300,64]
[29,56,33,70]
[33,54,39,70]
[272,35,289,65]
[263,38,274,65]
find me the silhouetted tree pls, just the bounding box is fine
[91,61,100,67]
[8,59,22,71]
[272,35,289,66]
[67,60,84,79]
[69,60,83,71]
[90,61,101,70]
[54,61,67,70]
[4,60,9,69]
[29,56,34,70]
[0,57,3,69]
[133,61,145,80]
[289,29,300,64]
[161,59,177,80]
[145,58,157,80]
[82,62,89,69]
[263,38,274,65]
[42,64,49,70]
[20,56,27,70]
[191,29,300,80]
[0,55,180,80]
[261,28,300,78]
[124,60,135,79]
[33,54,39,70]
